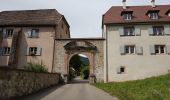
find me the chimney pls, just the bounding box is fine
[151,0,155,8]
[122,0,126,9]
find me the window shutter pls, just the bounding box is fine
[36,48,42,56]
[135,26,141,36]
[150,45,155,54]
[166,45,170,54]
[26,48,30,55]
[0,48,3,56]
[136,46,143,55]
[116,67,121,74]
[26,29,31,37]
[119,27,124,36]
[120,46,125,55]
[35,29,39,38]
[148,26,153,36]
[164,25,170,35]
[3,29,6,38]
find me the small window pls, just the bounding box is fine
[6,29,14,38]
[123,13,132,20]
[124,27,135,36]
[29,47,37,56]
[149,12,159,19]
[31,29,39,38]
[155,45,165,54]
[2,47,10,55]
[117,66,126,74]
[153,26,164,36]
[125,45,135,54]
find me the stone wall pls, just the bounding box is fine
[0,67,60,99]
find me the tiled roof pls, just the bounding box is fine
[103,5,170,25]
[0,9,63,26]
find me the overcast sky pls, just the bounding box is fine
[0,0,170,38]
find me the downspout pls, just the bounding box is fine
[106,25,108,82]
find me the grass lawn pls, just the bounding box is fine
[93,74,170,100]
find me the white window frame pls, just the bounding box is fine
[30,29,39,38]
[153,26,164,36]
[124,27,135,36]
[155,45,166,54]
[125,45,136,54]
[123,13,132,20]
[6,29,14,38]
[149,12,159,19]
[117,66,126,74]
[29,47,37,56]
[2,47,11,56]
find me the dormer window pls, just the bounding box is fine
[165,10,170,16]
[147,10,159,20]
[123,13,132,20]
[121,11,133,20]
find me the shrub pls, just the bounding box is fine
[24,63,48,73]
[69,67,76,80]
[80,66,89,79]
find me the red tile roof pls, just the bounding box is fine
[103,5,170,25]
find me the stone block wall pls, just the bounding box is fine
[0,67,60,99]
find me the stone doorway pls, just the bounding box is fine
[54,39,104,83]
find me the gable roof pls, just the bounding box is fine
[0,9,67,26]
[103,5,170,25]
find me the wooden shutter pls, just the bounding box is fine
[136,46,143,55]
[0,48,3,56]
[148,26,153,36]
[150,45,155,54]
[164,25,170,35]
[36,48,42,56]
[135,26,141,36]
[166,45,170,54]
[120,46,125,55]
[119,27,124,36]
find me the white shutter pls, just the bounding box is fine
[150,45,155,54]
[164,25,170,35]
[135,26,141,36]
[148,26,153,36]
[136,46,143,55]
[120,46,125,55]
[36,48,42,56]
[26,48,30,55]
[116,67,121,74]
[26,29,31,37]
[166,45,170,54]
[119,27,124,36]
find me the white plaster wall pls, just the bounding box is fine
[107,25,170,82]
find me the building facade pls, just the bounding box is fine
[0,9,70,72]
[103,1,170,82]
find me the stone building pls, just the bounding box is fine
[0,9,70,72]
[102,0,170,82]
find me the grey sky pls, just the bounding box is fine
[0,0,170,38]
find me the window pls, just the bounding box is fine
[6,29,14,38]
[155,45,165,54]
[30,29,39,38]
[2,47,10,55]
[149,12,159,19]
[27,47,42,56]
[123,13,132,20]
[124,27,135,36]
[117,66,126,74]
[125,45,135,54]
[153,26,164,36]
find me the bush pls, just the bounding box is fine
[80,66,89,79]
[69,67,76,80]
[24,63,48,73]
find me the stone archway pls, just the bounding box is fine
[64,41,96,83]
[54,39,104,83]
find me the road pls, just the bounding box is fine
[19,79,117,100]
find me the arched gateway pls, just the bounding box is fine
[53,38,104,83]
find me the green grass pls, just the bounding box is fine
[93,74,170,100]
